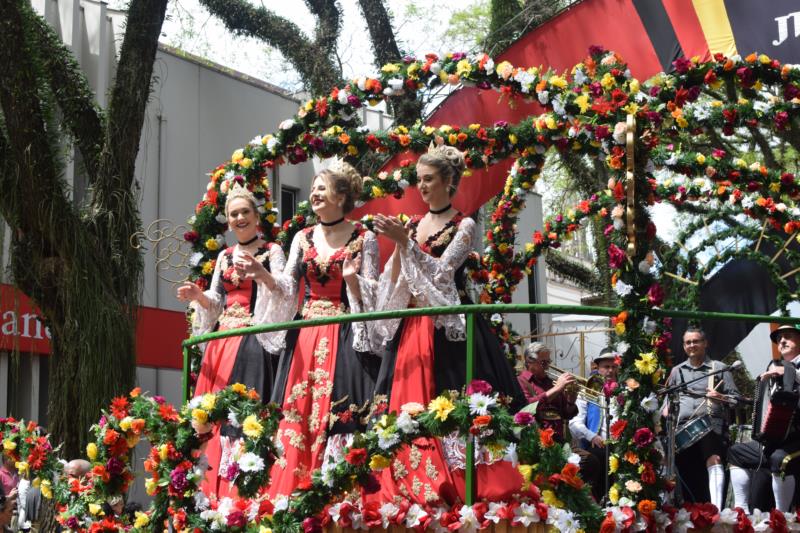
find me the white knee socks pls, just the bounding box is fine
[773,474,796,512]
[729,466,752,513]
[708,464,725,510]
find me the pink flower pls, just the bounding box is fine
[607,244,626,269]
[514,411,535,426]
[467,380,493,395]
[646,283,665,306]
[633,427,654,448]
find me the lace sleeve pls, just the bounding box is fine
[398,217,476,340]
[371,252,411,348]
[254,243,290,353]
[346,230,380,352]
[255,236,302,351]
[190,255,225,337]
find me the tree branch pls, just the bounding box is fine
[305,0,341,54]
[545,248,603,293]
[27,10,104,182]
[199,0,342,95]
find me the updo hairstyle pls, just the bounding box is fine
[224,182,259,216]
[417,146,467,196]
[317,161,363,214]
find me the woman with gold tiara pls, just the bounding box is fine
[370,145,526,506]
[177,180,287,498]
[251,160,381,500]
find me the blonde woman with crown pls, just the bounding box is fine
[368,145,526,507]
[251,160,381,500]
[177,181,287,498]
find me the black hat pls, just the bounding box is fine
[770,324,800,343]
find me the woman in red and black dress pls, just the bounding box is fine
[177,182,287,498]
[256,162,381,500]
[370,146,525,507]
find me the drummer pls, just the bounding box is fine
[662,326,739,510]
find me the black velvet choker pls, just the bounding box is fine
[429,204,452,215]
[320,217,345,227]
[238,235,259,246]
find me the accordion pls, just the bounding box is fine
[752,361,800,444]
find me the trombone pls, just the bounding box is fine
[546,365,605,405]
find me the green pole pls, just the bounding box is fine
[465,312,476,505]
[182,346,190,404]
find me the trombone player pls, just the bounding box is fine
[517,342,578,443]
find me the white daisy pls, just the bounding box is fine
[238,452,264,473]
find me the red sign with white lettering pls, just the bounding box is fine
[0,284,186,369]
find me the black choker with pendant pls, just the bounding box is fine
[320,217,346,227]
[238,235,259,246]
[429,204,452,215]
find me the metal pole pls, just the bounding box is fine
[465,312,476,505]
[182,346,190,404]
[579,332,586,378]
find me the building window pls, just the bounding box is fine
[281,186,299,224]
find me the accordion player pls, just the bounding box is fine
[728,324,800,512]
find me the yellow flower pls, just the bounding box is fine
[201,261,214,275]
[541,489,564,508]
[119,417,132,432]
[266,213,277,225]
[134,512,150,528]
[15,462,28,475]
[380,63,400,74]
[369,455,391,471]
[629,78,640,93]
[608,485,620,504]
[145,478,157,496]
[240,158,253,169]
[371,185,383,198]
[260,527,273,533]
[192,409,209,425]
[205,238,220,252]
[676,116,688,128]
[600,72,615,90]
[39,480,52,499]
[231,383,247,395]
[614,322,626,335]
[159,444,169,462]
[622,102,639,115]
[438,125,452,133]
[2,440,15,451]
[518,464,533,482]
[347,145,358,156]
[544,116,557,129]
[89,503,102,516]
[198,393,216,411]
[759,54,771,64]
[407,63,420,78]
[635,352,658,375]
[696,153,706,165]
[456,59,472,77]
[428,396,455,422]
[574,94,590,114]
[770,182,782,193]
[468,123,480,131]
[86,442,98,461]
[242,415,263,438]
[423,126,435,135]
[549,75,567,89]
[508,133,518,145]
[609,455,619,474]
[231,149,244,163]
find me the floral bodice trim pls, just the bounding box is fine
[219,245,271,289]
[409,213,465,258]
[300,223,365,286]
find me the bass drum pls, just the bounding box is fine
[676,415,712,453]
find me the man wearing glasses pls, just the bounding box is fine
[517,342,578,443]
[663,326,738,510]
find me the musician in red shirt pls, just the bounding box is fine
[728,324,800,512]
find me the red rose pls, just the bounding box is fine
[344,448,367,466]
[770,509,788,533]
[633,427,654,448]
[599,512,616,533]
[737,508,754,533]
[685,502,719,530]
[361,502,382,529]
[302,516,322,533]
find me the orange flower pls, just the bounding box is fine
[103,429,120,446]
[560,462,585,489]
[637,499,657,516]
[247,389,260,401]
[130,419,145,435]
[540,427,555,448]
[624,450,640,464]
[473,415,492,427]
[398,135,411,146]
[130,387,141,398]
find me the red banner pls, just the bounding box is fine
[0,284,186,369]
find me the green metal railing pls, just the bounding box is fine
[181,303,800,504]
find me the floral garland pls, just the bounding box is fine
[0,417,61,503]
[54,385,281,532]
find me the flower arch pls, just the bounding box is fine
[173,47,800,530]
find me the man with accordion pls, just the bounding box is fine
[729,324,800,512]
